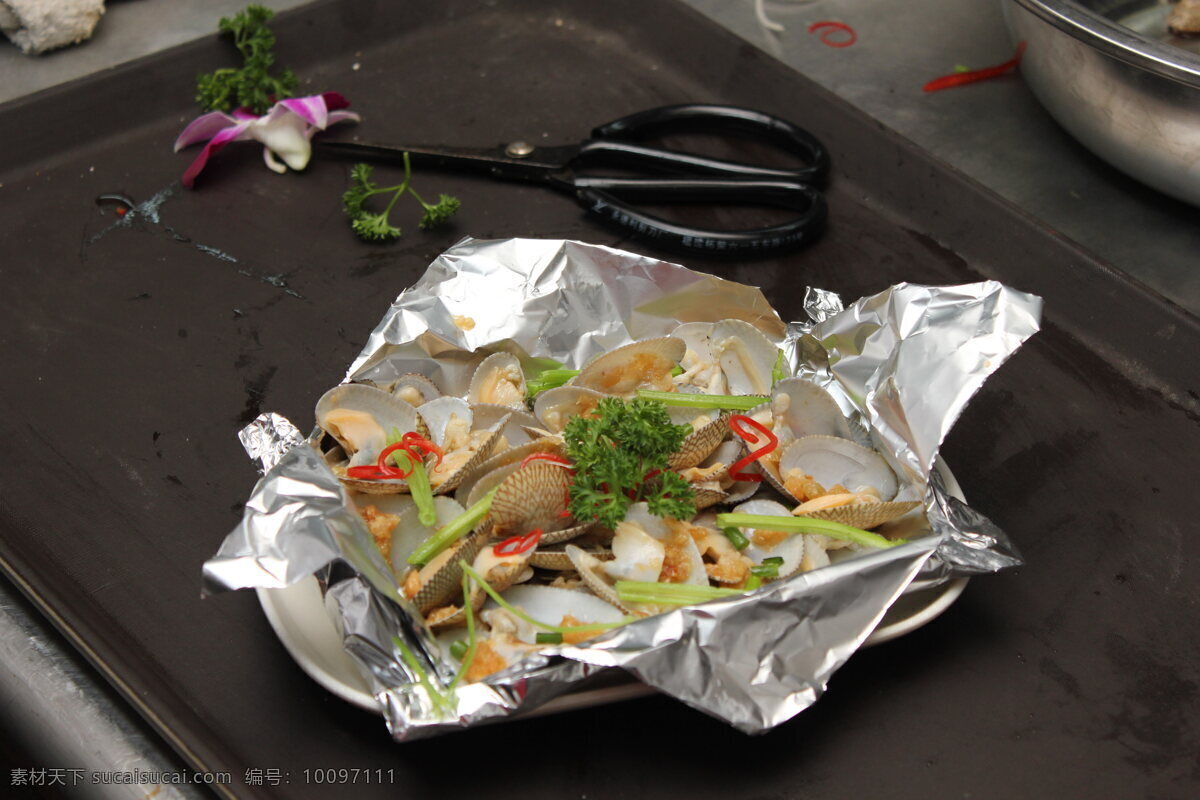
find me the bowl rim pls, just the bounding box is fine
[1009,0,1200,86]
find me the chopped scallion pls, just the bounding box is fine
[721,526,749,550]
[745,574,763,591]
[449,640,468,661]
[750,563,779,578]
[535,632,564,645]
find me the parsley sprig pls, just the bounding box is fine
[195,5,298,114]
[563,397,696,530]
[343,157,461,242]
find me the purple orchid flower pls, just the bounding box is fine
[174,92,360,188]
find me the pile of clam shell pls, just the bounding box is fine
[314,321,922,683]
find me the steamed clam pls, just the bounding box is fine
[572,336,686,397]
[671,319,785,396]
[467,352,527,408]
[416,397,508,493]
[315,383,422,494]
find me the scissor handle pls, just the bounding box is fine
[589,104,829,186]
[573,176,826,255]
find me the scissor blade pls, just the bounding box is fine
[316,140,575,181]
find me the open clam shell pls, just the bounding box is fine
[390,373,442,407]
[708,319,781,397]
[666,407,729,471]
[566,544,639,615]
[473,403,540,451]
[427,541,536,630]
[778,435,900,502]
[688,512,755,586]
[793,498,922,531]
[731,499,810,580]
[528,547,611,571]
[670,322,727,395]
[388,496,467,575]
[571,336,685,397]
[622,504,709,587]
[316,382,421,458]
[417,397,509,494]
[408,528,489,615]
[461,458,593,547]
[467,352,527,408]
[770,377,855,441]
[316,383,425,494]
[483,584,626,645]
[488,459,579,542]
[454,438,564,508]
[677,440,760,507]
[533,385,606,433]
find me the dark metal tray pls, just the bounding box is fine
[1,0,1196,797]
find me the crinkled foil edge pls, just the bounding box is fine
[203,237,1042,739]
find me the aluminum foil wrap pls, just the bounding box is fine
[203,237,1042,738]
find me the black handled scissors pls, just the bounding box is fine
[318,104,830,256]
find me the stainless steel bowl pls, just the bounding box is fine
[1004,0,1200,206]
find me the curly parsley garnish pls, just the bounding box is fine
[563,397,696,530]
[343,157,461,242]
[196,5,298,114]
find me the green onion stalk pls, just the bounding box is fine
[526,368,581,399]
[446,574,479,692]
[391,634,453,715]
[714,513,904,550]
[386,428,437,527]
[635,389,764,411]
[614,580,744,607]
[407,487,498,566]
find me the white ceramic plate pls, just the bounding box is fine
[256,458,970,716]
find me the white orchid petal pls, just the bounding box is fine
[279,96,328,128]
[247,114,314,171]
[174,111,240,151]
[326,110,362,126]
[262,147,288,174]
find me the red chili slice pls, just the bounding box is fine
[346,441,413,480]
[345,465,392,480]
[494,528,543,557]
[808,21,857,48]
[344,433,442,481]
[519,452,574,470]
[400,432,444,467]
[923,42,1026,93]
[728,414,780,482]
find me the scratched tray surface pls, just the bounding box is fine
[0,0,1196,798]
